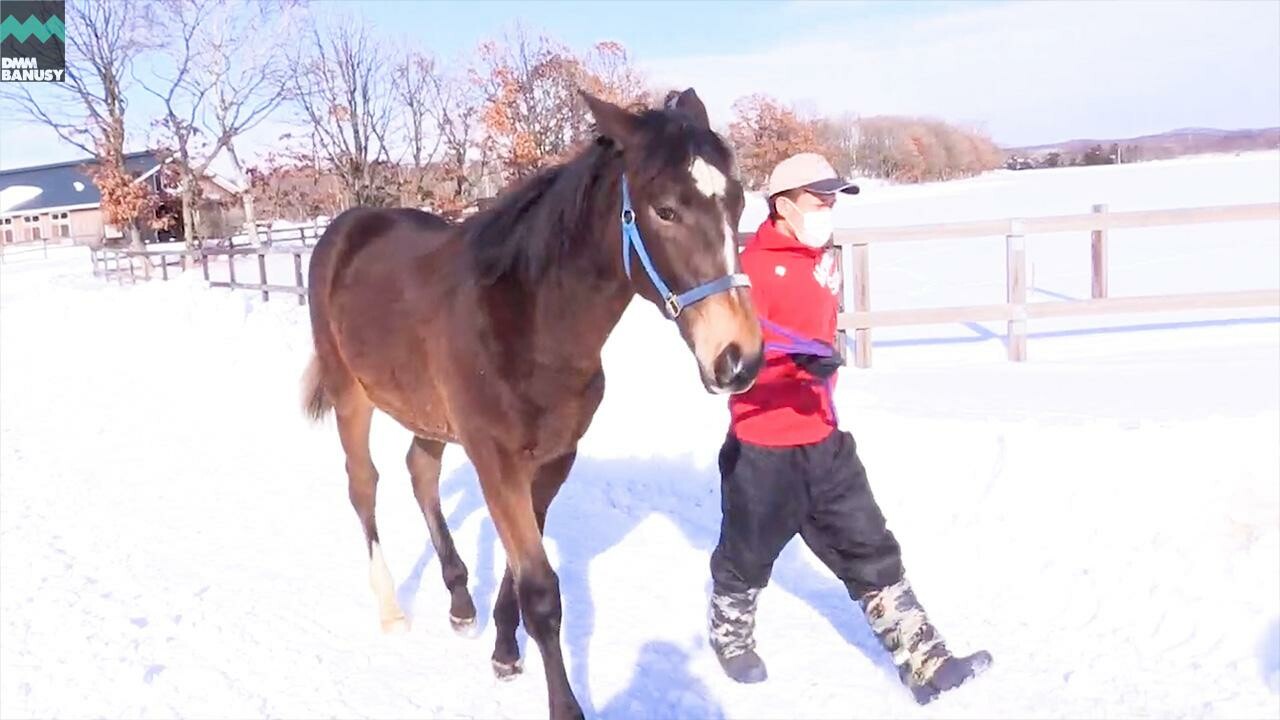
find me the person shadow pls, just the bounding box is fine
[396,452,901,717]
[596,640,725,720]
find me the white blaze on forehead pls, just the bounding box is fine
[689,156,727,198]
[723,222,738,273]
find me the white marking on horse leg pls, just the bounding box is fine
[690,156,727,198]
[370,541,409,633]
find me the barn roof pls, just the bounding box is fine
[0,151,162,216]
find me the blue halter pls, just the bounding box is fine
[619,175,751,319]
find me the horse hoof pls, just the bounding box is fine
[450,614,480,638]
[381,615,410,634]
[492,658,523,680]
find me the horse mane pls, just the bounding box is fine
[461,107,735,286]
[462,137,621,286]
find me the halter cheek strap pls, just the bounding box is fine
[620,174,752,319]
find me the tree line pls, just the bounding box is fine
[3,0,1005,249]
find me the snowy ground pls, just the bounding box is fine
[2,152,1278,720]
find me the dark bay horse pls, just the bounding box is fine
[301,88,764,719]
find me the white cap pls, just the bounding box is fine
[766,152,859,198]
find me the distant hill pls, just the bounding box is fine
[1006,127,1280,162]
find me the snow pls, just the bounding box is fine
[0,185,43,214]
[2,152,1278,720]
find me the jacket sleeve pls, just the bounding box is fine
[742,262,798,381]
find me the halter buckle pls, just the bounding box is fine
[664,294,683,318]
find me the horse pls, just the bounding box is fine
[300,88,764,720]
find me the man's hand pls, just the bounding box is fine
[789,352,843,379]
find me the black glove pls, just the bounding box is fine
[789,351,843,379]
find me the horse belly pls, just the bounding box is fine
[358,365,456,441]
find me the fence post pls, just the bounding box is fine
[852,242,872,369]
[836,243,848,366]
[142,253,152,281]
[228,250,237,287]
[1006,220,1027,362]
[1091,203,1109,299]
[161,255,169,281]
[258,251,269,302]
[293,251,305,306]
[201,250,210,283]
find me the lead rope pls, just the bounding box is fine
[759,317,840,427]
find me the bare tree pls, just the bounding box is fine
[137,0,218,249]
[2,0,158,247]
[816,113,860,179]
[392,50,442,208]
[425,62,484,216]
[288,16,397,208]
[140,0,301,248]
[202,0,305,244]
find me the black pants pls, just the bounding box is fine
[710,429,905,600]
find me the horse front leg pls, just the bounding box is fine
[477,449,581,720]
[490,451,576,680]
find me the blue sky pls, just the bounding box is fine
[315,0,986,61]
[1,0,1277,173]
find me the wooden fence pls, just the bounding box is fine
[821,202,1280,368]
[90,242,313,305]
[202,245,310,304]
[84,202,1280,368]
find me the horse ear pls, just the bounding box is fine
[671,88,710,129]
[581,91,641,148]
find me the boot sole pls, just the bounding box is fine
[913,650,992,705]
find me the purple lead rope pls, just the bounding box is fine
[759,318,840,427]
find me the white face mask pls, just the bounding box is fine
[783,200,834,248]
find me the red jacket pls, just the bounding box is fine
[729,219,843,447]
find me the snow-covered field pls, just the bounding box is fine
[2,152,1278,719]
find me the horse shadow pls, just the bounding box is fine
[397,450,899,716]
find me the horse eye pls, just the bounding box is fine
[655,206,679,223]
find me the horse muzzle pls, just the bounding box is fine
[707,340,763,395]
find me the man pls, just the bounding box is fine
[707,152,991,705]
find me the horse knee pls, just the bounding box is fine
[346,463,380,533]
[517,567,562,639]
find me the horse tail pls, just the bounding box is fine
[300,212,354,424]
[301,353,332,422]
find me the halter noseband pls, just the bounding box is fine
[619,175,751,319]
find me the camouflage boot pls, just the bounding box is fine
[860,579,992,705]
[708,588,768,683]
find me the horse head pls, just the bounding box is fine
[582,88,764,395]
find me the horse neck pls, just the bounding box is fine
[531,170,634,365]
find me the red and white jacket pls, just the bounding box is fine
[729,218,843,447]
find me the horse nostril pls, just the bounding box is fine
[714,343,761,390]
[714,344,744,387]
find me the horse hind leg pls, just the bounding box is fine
[335,392,409,634]
[406,436,478,635]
